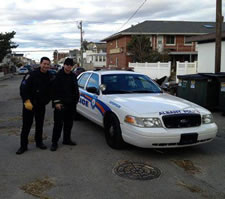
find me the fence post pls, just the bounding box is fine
[185,61,188,74]
[176,61,179,82]
[157,61,160,79]
[168,61,171,77]
[195,61,198,73]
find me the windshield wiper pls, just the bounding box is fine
[129,90,156,93]
[104,90,133,94]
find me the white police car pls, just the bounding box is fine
[77,70,217,149]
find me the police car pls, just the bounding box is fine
[77,70,217,149]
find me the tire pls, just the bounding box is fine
[104,113,125,149]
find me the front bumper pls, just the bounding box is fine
[121,123,218,148]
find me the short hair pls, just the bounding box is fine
[64,58,74,66]
[40,57,50,63]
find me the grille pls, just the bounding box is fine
[162,114,201,128]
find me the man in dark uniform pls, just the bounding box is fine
[50,58,79,151]
[16,57,52,155]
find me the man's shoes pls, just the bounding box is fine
[36,143,47,150]
[50,143,58,151]
[62,140,77,146]
[16,147,27,155]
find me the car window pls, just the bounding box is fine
[78,73,91,88]
[86,73,99,90]
[101,74,161,94]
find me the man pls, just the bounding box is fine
[50,58,79,151]
[16,57,52,155]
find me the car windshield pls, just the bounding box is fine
[101,74,162,94]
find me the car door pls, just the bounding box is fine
[85,73,103,125]
[77,72,91,117]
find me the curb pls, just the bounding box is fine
[0,74,14,81]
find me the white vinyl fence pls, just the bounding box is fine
[129,62,171,79]
[176,61,198,82]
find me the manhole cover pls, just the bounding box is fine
[113,161,161,180]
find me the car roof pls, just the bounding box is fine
[83,70,142,76]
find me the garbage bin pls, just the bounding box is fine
[177,74,219,109]
[218,76,225,112]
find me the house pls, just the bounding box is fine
[102,20,225,69]
[187,31,225,73]
[53,50,69,64]
[83,42,107,69]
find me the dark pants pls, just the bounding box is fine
[52,105,75,144]
[20,105,46,148]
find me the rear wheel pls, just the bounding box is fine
[104,113,125,149]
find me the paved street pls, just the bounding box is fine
[0,75,225,199]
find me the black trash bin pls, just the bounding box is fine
[200,73,225,112]
[177,73,220,109]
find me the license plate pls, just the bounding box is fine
[179,133,198,145]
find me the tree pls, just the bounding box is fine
[0,31,18,62]
[127,35,171,62]
[127,35,151,62]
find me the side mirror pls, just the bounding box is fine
[86,87,99,95]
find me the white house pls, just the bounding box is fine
[188,32,225,73]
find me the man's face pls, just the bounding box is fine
[64,64,73,74]
[40,60,51,73]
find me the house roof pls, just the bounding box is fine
[102,20,225,41]
[186,31,225,43]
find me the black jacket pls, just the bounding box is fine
[52,68,79,107]
[22,68,53,105]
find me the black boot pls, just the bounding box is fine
[50,143,58,151]
[62,140,77,146]
[16,147,28,155]
[36,143,47,150]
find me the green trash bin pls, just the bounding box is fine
[177,74,219,109]
[199,73,225,111]
[218,77,225,112]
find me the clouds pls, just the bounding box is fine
[0,0,223,61]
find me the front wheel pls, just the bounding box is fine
[104,114,125,149]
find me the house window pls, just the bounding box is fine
[99,56,102,62]
[166,35,175,45]
[116,40,118,48]
[103,56,106,62]
[95,56,98,62]
[184,36,192,45]
[116,57,118,66]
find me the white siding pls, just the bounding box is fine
[198,41,225,73]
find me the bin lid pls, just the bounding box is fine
[177,74,208,80]
[198,73,225,79]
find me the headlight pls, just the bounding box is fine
[124,115,162,128]
[202,114,213,124]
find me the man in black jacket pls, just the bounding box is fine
[16,57,53,155]
[50,58,79,151]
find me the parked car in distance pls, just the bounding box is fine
[77,70,217,149]
[73,67,85,76]
[18,67,29,75]
[48,69,57,75]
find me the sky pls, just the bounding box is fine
[0,0,224,62]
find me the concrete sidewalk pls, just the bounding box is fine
[0,73,14,81]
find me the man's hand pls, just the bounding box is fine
[55,104,63,110]
[24,99,33,111]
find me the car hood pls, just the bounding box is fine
[106,93,203,116]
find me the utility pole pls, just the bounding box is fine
[78,21,84,67]
[215,0,223,73]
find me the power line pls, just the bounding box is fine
[0,20,123,27]
[116,0,147,32]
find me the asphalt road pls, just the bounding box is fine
[0,75,225,199]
